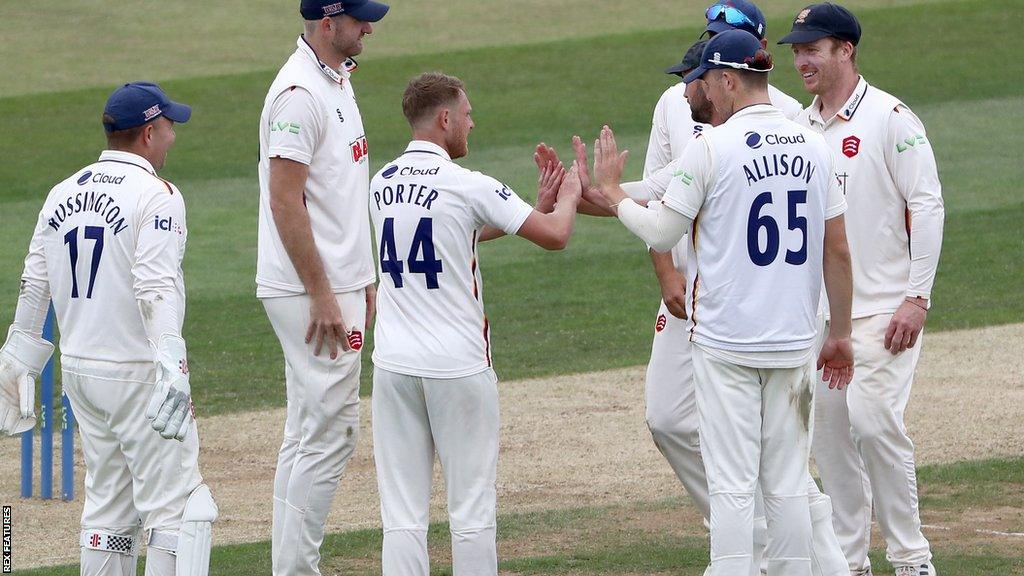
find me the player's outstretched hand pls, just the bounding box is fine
[534,143,565,214]
[817,336,854,390]
[557,161,583,205]
[0,329,53,435]
[884,300,927,355]
[306,292,351,359]
[593,126,629,204]
[572,135,613,213]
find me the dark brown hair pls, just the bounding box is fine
[402,72,465,127]
[102,114,147,149]
[734,48,773,88]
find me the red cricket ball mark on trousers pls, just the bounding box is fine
[842,135,861,158]
[347,330,363,351]
[655,314,668,333]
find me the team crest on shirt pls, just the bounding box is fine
[841,135,861,158]
[655,314,667,333]
[350,135,368,164]
[347,330,364,351]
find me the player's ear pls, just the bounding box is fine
[438,107,450,131]
[141,123,155,146]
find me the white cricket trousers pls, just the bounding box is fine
[262,290,366,576]
[692,345,817,576]
[372,367,500,576]
[63,357,204,576]
[645,303,847,576]
[813,313,931,571]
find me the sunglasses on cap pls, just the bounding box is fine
[705,4,760,30]
[707,53,774,72]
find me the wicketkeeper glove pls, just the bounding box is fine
[146,334,193,441]
[0,327,54,435]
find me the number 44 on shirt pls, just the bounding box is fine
[379,217,443,289]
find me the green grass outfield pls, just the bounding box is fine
[17,457,1024,575]
[1,0,1021,415]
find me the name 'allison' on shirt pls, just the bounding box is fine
[742,132,818,186]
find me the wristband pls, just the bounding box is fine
[905,297,929,311]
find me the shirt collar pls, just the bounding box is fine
[729,102,783,122]
[296,36,354,85]
[808,75,869,126]
[404,140,452,161]
[98,150,156,174]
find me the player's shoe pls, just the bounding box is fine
[894,563,935,576]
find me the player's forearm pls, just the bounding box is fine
[547,198,580,249]
[269,163,332,296]
[823,218,854,338]
[12,278,50,337]
[621,181,654,203]
[906,204,944,300]
[274,204,333,295]
[528,198,579,250]
[137,291,184,346]
[578,198,615,217]
[617,200,690,253]
[649,249,681,288]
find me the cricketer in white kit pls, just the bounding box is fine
[256,1,389,574]
[591,30,855,576]
[0,82,216,576]
[780,4,945,575]
[369,72,582,576]
[642,7,801,515]
[581,35,846,576]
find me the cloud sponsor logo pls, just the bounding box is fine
[91,173,125,185]
[748,132,807,149]
[400,166,439,176]
[381,165,399,179]
[77,171,93,185]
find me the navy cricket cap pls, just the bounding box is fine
[684,29,773,84]
[102,82,191,133]
[665,40,709,77]
[777,3,861,46]
[300,0,389,22]
[704,0,767,40]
